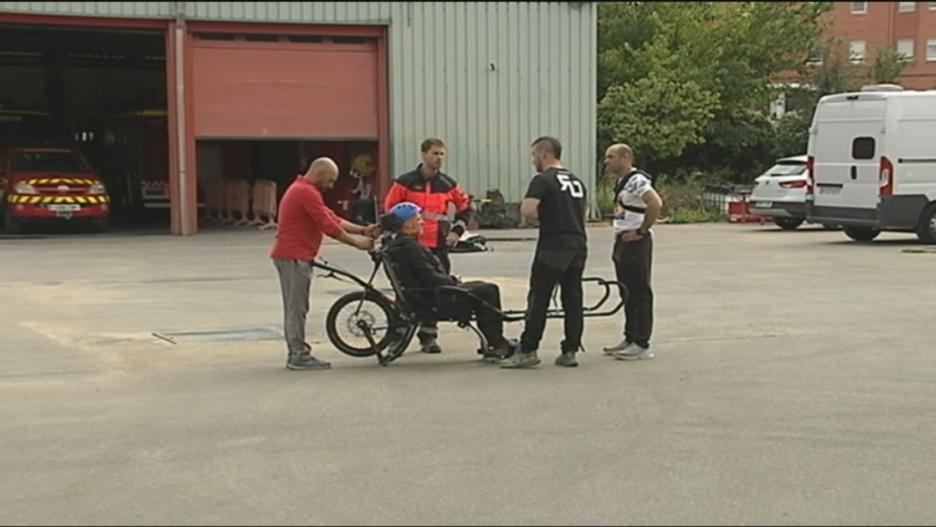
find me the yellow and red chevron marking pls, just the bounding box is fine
[6,195,110,205]
[25,178,97,186]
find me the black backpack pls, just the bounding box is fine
[613,169,655,214]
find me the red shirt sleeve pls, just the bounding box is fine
[450,184,471,213]
[324,205,341,223]
[303,187,344,238]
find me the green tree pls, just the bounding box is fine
[868,45,908,84]
[598,72,718,163]
[770,109,813,159]
[597,2,833,179]
[811,38,863,95]
[691,2,831,174]
[749,38,873,170]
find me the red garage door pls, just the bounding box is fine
[191,34,379,139]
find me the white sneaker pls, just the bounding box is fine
[613,344,654,361]
[603,339,631,355]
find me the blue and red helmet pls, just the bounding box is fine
[380,201,421,232]
[389,202,421,223]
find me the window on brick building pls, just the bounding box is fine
[898,39,915,61]
[806,46,823,65]
[899,2,916,12]
[929,2,936,10]
[850,40,867,63]
[928,40,936,61]
[850,1,868,14]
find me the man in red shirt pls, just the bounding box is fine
[383,138,472,354]
[270,157,376,370]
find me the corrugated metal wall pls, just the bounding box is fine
[386,2,596,207]
[0,2,597,205]
[0,2,174,18]
[186,2,393,23]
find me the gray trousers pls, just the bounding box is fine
[273,259,314,361]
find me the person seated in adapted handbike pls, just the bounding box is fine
[380,202,515,361]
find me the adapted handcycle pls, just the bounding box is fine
[313,236,626,366]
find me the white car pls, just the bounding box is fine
[749,155,831,230]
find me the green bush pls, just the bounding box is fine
[664,208,727,224]
[594,178,617,217]
[656,173,705,217]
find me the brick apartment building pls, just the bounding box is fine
[827,1,936,89]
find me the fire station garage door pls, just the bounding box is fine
[191,34,379,140]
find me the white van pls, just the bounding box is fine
[805,85,936,243]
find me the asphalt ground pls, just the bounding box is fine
[2,223,935,525]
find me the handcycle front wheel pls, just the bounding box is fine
[325,291,416,358]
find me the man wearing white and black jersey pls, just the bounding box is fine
[602,143,663,360]
[501,136,588,369]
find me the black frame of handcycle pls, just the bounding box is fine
[311,245,626,366]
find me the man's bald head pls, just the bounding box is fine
[603,143,634,177]
[304,157,340,191]
[608,143,633,160]
[308,157,338,175]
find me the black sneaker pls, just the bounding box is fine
[286,356,332,370]
[419,339,442,354]
[482,340,515,363]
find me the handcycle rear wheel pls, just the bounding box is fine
[325,290,416,358]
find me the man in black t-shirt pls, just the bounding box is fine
[500,136,588,369]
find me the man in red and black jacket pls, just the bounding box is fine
[383,137,472,354]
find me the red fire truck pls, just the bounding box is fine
[1,145,111,233]
[1,109,111,233]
